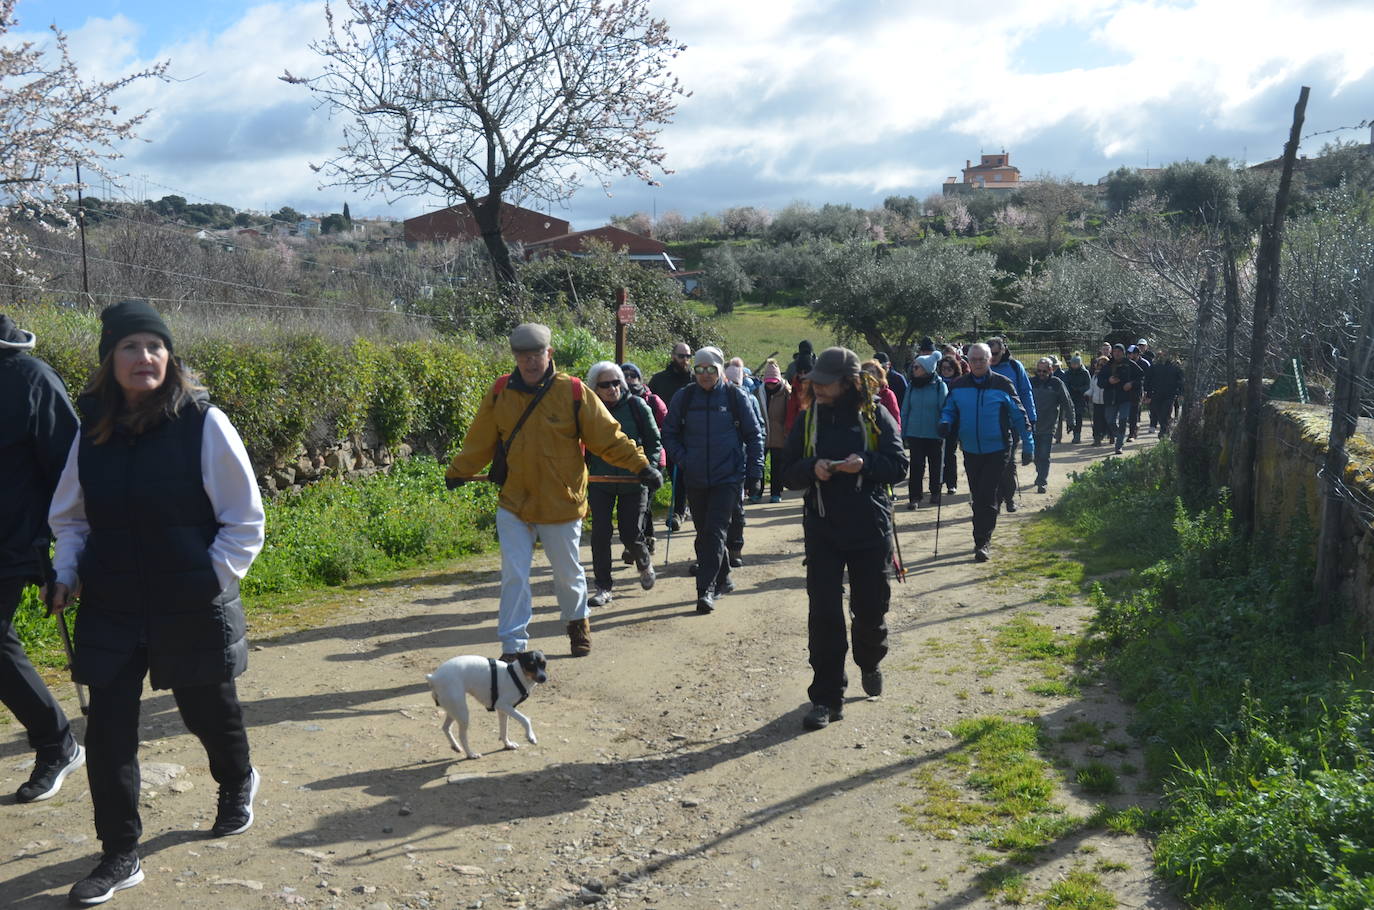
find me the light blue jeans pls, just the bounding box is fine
[495,508,588,653]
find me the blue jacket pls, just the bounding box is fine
[900,377,947,440]
[662,381,765,487]
[938,371,1034,456]
[992,354,1037,426]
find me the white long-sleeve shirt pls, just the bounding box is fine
[49,407,266,592]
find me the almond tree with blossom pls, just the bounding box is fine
[0,0,167,282]
[284,0,688,287]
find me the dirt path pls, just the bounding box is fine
[4,437,1183,909]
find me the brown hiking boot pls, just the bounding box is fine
[567,618,591,657]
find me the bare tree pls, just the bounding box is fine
[0,0,166,279]
[285,0,687,285]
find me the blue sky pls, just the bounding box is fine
[12,0,1374,229]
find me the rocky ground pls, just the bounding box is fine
[4,433,1183,909]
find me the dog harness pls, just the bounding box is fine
[487,658,530,712]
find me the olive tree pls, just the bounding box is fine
[0,0,166,281]
[286,0,687,285]
[809,239,997,360]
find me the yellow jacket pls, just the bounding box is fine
[446,370,649,524]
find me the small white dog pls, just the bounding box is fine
[426,651,548,759]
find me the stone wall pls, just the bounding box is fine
[1201,384,1374,625]
[257,427,415,496]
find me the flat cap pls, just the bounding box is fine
[509,322,552,351]
[809,346,861,385]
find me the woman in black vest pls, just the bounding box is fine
[779,347,907,731]
[48,300,265,906]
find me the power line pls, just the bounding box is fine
[0,280,432,320]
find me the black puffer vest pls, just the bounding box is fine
[73,391,247,689]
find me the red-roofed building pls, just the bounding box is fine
[523,225,682,270]
[404,199,570,245]
[943,151,1023,196]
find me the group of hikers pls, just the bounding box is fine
[2,303,1179,905]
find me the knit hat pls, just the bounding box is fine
[873,351,891,365]
[915,352,940,376]
[918,336,936,353]
[724,362,744,385]
[693,347,724,369]
[794,352,816,375]
[508,322,552,352]
[620,361,642,381]
[99,300,172,363]
[1070,355,1083,365]
[760,359,782,382]
[809,347,861,385]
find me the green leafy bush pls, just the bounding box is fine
[1052,442,1374,907]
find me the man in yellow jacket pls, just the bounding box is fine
[447,324,662,658]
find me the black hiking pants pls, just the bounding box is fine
[805,540,890,710]
[964,449,1010,547]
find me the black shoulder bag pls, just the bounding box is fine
[489,375,554,486]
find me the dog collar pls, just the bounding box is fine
[488,658,531,711]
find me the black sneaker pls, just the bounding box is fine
[211,766,260,837]
[665,513,682,532]
[802,703,843,730]
[695,591,715,614]
[728,548,743,568]
[17,742,85,803]
[621,548,635,565]
[861,669,884,697]
[974,545,990,562]
[1006,500,1018,513]
[716,577,736,595]
[946,485,956,495]
[69,851,142,905]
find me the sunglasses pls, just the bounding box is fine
[596,380,622,389]
[693,364,719,375]
[673,352,691,359]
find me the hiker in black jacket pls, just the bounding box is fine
[0,313,83,806]
[781,347,907,731]
[1144,349,1184,437]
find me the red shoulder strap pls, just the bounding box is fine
[570,376,582,399]
[491,374,510,400]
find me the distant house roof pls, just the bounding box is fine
[404,199,570,245]
[524,225,681,269]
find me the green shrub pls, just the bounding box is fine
[1051,442,1374,907]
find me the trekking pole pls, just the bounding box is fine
[933,490,942,558]
[54,612,88,716]
[887,486,906,582]
[662,465,677,567]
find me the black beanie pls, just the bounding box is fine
[99,300,173,363]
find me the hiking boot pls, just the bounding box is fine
[802,703,842,730]
[1006,500,1018,513]
[695,591,715,614]
[1036,484,1047,494]
[567,619,591,657]
[974,545,990,562]
[906,500,916,511]
[645,536,656,554]
[1072,433,1082,444]
[665,513,682,532]
[946,484,957,495]
[621,548,635,565]
[211,766,260,837]
[69,851,142,906]
[638,562,656,591]
[728,548,743,568]
[861,669,884,697]
[588,588,613,608]
[769,494,782,503]
[17,741,85,803]
[716,577,736,596]
[1113,446,1123,455]
[687,562,698,576]
[498,653,518,663]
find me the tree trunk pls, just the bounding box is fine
[471,195,519,286]
[1223,240,1241,390]
[1234,86,1309,534]
[1314,277,1374,622]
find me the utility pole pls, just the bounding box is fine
[75,163,90,298]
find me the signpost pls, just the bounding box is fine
[615,287,635,364]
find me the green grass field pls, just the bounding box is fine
[694,301,842,370]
